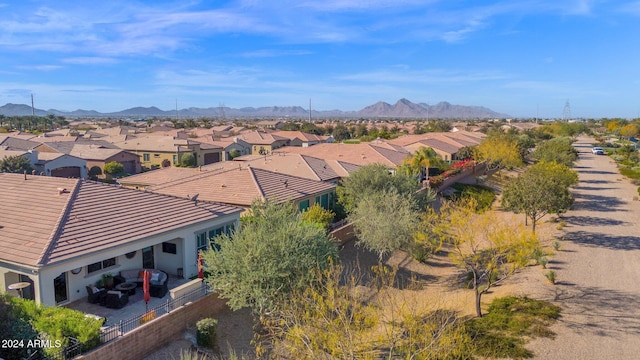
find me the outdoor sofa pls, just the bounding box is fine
[115,269,168,298]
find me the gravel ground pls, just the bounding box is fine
[527,136,640,359]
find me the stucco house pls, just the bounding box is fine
[120,164,337,213]
[0,173,242,306]
[236,131,289,155]
[113,136,223,169]
[271,131,332,147]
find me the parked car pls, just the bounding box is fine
[592,147,604,155]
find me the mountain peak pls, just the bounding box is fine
[0,99,508,119]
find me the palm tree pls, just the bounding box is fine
[400,146,441,182]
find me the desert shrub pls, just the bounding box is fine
[5,297,102,355]
[450,183,496,212]
[467,296,560,358]
[301,204,335,230]
[0,295,39,360]
[88,166,102,180]
[179,153,196,167]
[619,167,640,180]
[538,257,548,269]
[407,242,432,263]
[545,271,557,284]
[196,318,218,349]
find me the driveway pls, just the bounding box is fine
[529,136,640,359]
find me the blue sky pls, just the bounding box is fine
[0,0,639,118]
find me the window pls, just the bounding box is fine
[321,193,329,209]
[154,154,160,158]
[87,257,117,274]
[196,232,208,255]
[143,153,150,162]
[173,155,178,164]
[299,199,310,212]
[162,242,177,254]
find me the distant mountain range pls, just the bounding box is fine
[0,98,509,119]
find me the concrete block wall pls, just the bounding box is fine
[78,293,227,360]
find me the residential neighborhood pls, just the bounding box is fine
[2,117,640,360]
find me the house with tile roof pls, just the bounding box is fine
[388,131,486,162]
[236,130,289,155]
[0,173,242,306]
[136,165,338,213]
[34,141,141,176]
[34,152,88,178]
[275,140,410,168]
[113,136,223,169]
[271,131,333,147]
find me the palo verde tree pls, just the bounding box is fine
[201,199,339,317]
[0,155,32,174]
[437,199,541,317]
[501,161,577,232]
[476,132,524,171]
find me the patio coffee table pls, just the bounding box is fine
[114,282,136,296]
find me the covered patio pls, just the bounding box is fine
[65,274,194,327]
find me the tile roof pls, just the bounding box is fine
[149,166,335,207]
[120,164,235,188]
[69,145,129,161]
[0,149,30,158]
[271,131,326,143]
[275,142,409,167]
[0,136,40,151]
[0,173,242,267]
[237,130,288,145]
[223,153,341,181]
[113,136,198,152]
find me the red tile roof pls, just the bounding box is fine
[0,173,242,267]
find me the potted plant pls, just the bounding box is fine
[103,273,114,290]
[96,278,105,289]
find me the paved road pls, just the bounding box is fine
[530,136,640,359]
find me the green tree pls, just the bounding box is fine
[179,152,196,167]
[457,146,476,160]
[88,166,103,180]
[532,137,579,167]
[300,122,323,135]
[301,203,335,230]
[103,161,124,176]
[337,163,432,214]
[0,155,32,174]
[438,199,541,317]
[502,162,576,232]
[202,199,339,317]
[228,149,241,160]
[399,146,443,181]
[349,189,419,260]
[332,123,351,142]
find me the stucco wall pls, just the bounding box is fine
[77,293,228,360]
